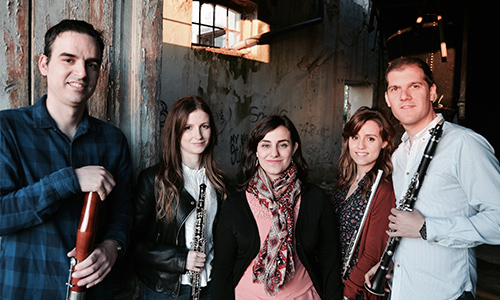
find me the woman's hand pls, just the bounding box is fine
[186,250,206,272]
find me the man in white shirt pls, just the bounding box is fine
[365,57,500,300]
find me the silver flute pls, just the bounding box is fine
[341,169,384,279]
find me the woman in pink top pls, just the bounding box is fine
[212,115,342,300]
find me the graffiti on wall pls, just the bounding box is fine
[213,106,232,134]
[298,122,334,167]
[229,133,249,165]
[248,106,289,124]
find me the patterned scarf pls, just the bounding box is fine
[247,163,302,296]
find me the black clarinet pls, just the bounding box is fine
[190,172,207,300]
[365,119,445,296]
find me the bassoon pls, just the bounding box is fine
[365,119,445,296]
[66,192,100,300]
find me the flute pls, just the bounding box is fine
[341,169,383,279]
[66,192,100,300]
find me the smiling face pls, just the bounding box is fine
[180,109,211,164]
[348,120,388,173]
[256,125,298,181]
[38,31,101,109]
[385,64,437,137]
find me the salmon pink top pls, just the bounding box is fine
[234,192,321,300]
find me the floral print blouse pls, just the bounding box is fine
[330,177,370,279]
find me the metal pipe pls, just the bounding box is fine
[233,0,324,50]
[458,4,469,120]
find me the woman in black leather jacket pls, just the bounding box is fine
[132,96,226,300]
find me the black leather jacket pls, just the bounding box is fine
[131,164,223,297]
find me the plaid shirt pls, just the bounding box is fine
[0,95,133,300]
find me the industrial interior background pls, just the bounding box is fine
[1,0,499,299]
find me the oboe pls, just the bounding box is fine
[365,119,444,296]
[66,192,100,300]
[342,169,383,279]
[190,171,207,300]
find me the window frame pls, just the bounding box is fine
[192,1,242,49]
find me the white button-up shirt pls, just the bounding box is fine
[390,115,500,300]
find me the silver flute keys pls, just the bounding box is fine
[342,169,384,279]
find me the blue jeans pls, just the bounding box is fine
[141,283,211,300]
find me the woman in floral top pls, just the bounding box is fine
[331,107,396,300]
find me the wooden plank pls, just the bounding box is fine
[30,0,114,120]
[31,0,67,105]
[127,0,162,171]
[1,0,30,109]
[1,0,162,177]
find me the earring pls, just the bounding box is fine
[255,158,259,167]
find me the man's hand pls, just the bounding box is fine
[364,261,392,293]
[186,250,206,272]
[74,166,115,200]
[387,208,425,238]
[67,239,119,288]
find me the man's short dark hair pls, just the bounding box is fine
[385,57,435,89]
[43,19,105,62]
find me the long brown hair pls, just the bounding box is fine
[336,106,395,197]
[155,95,226,221]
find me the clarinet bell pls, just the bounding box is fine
[364,267,388,296]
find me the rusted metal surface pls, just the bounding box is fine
[1,0,30,109]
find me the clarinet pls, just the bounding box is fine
[190,171,207,300]
[342,169,384,279]
[66,192,100,300]
[365,119,445,296]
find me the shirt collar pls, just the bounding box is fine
[401,114,444,148]
[32,94,93,134]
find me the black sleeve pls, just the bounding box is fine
[211,196,239,300]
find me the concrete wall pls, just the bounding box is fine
[161,0,380,189]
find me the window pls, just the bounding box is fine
[192,1,242,48]
[163,0,267,62]
[343,83,374,123]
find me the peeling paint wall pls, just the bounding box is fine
[161,0,380,189]
[0,0,162,177]
[1,0,379,187]
[1,0,30,109]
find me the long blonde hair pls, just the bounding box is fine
[155,95,226,221]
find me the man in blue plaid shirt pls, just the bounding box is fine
[0,20,133,299]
